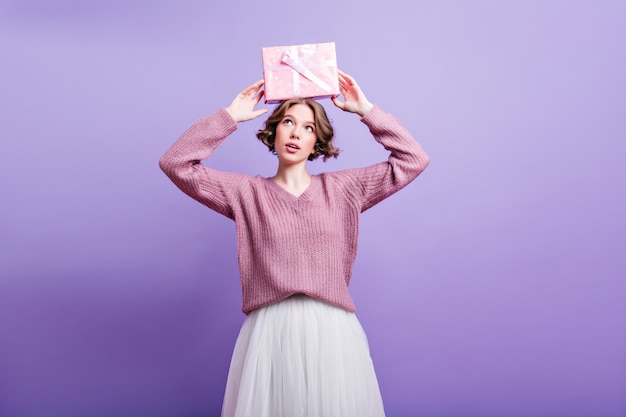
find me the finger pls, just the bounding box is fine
[253,79,264,91]
[249,79,264,89]
[338,71,355,85]
[338,73,350,88]
[331,96,344,109]
[338,75,356,93]
[253,89,265,105]
[242,80,264,96]
[253,108,268,118]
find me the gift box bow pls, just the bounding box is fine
[279,46,334,92]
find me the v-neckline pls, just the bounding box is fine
[264,175,319,203]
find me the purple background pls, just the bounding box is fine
[1,1,625,416]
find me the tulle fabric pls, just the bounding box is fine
[221,294,386,417]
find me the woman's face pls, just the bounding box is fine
[274,104,317,165]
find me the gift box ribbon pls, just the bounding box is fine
[281,50,333,93]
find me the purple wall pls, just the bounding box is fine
[1,1,625,416]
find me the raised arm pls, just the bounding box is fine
[159,81,267,218]
[331,70,430,211]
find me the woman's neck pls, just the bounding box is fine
[272,163,312,197]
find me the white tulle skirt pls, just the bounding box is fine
[221,294,386,417]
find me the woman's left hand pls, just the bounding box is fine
[331,69,374,117]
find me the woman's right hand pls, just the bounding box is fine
[331,70,374,117]
[225,80,268,123]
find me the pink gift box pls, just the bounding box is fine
[262,42,339,103]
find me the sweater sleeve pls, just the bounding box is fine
[158,108,245,219]
[346,105,430,212]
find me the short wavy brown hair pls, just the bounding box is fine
[256,98,339,161]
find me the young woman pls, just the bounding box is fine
[160,70,430,417]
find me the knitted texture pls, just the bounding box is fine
[159,106,430,314]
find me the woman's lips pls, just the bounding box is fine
[286,142,300,153]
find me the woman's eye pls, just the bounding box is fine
[305,126,314,132]
[283,119,293,125]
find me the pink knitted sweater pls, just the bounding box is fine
[160,106,429,314]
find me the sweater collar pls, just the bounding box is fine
[263,175,320,204]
